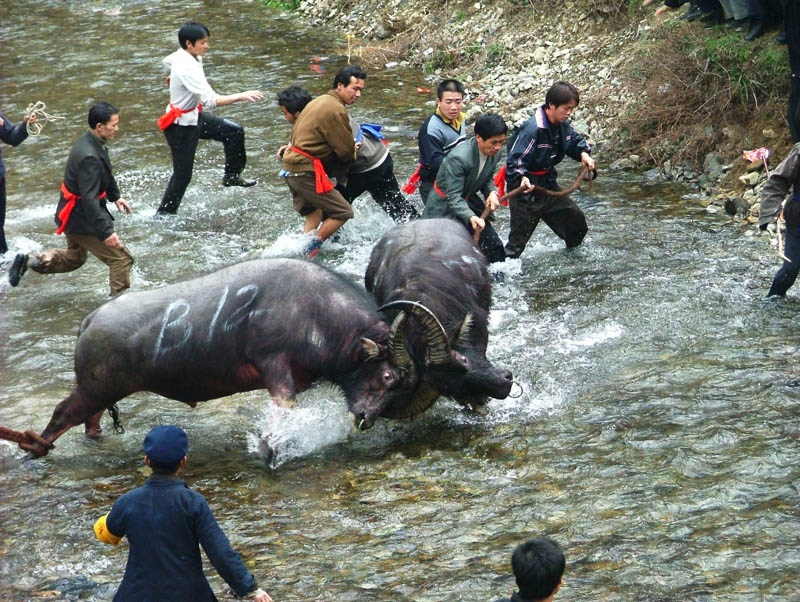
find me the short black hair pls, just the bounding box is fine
[545,81,580,108]
[511,538,565,600]
[178,21,210,49]
[332,65,367,89]
[149,459,182,474]
[277,86,312,115]
[437,79,465,100]
[474,113,508,139]
[88,102,119,129]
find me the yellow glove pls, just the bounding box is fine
[94,512,122,545]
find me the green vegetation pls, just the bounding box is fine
[259,0,301,9]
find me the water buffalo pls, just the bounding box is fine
[365,218,513,419]
[15,258,409,457]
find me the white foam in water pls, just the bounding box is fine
[557,320,623,353]
[258,230,313,258]
[246,397,353,467]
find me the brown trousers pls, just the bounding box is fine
[31,233,134,296]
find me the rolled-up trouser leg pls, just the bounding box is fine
[199,112,246,177]
[30,235,89,274]
[66,233,134,296]
[768,229,800,297]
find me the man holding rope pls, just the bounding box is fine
[422,113,508,264]
[8,102,133,296]
[503,81,595,258]
[0,108,36,257]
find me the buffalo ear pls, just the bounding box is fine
[360,338,384,361]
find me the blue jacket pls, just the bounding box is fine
[417,111,467,185]
[0,111,29,181]
[505,104,590,189]
[105,475,257,601]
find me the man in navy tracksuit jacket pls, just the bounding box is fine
[504,81,595,258]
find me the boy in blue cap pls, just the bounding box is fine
[94,425,273,602]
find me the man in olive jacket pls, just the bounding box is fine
[8,102,133,295]
[422,113,508,263]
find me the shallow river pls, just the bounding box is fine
[1,1,799,600]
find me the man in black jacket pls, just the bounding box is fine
[787,0,800,142]
[8,102,133,296]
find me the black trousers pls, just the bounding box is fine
[467,219,506,264]
[336,155,419,222]
[0,177,7,254]
[768,227,800,296]
[158,112,246,214]
[505,191,588,258]
[789,75,800,143]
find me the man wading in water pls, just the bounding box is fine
[157,21,263,215]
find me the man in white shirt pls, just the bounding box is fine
[157,21,263,215]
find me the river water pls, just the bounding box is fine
[1,1,799,600]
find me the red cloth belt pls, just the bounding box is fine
[56,182,106,235]
[289,147,335,193]
[433,180,446,198]
[402,163,422,194]
[157,103,203,130]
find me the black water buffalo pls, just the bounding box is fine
[365,218,513,419]
[17,258,409,457]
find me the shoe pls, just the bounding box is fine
[699,9,720,23]
[744,20,765,41]
[777,30,787,44]
[8,253,28,287]
[222,174,257,187]
[304,236,323,260]
[682,5,703,21]
[725,17,748,31]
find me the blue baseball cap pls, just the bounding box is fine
[143,425,188,466]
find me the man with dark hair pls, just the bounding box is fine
[280,66,365,258]
[405,78,467,202]
[503,81,595,258]
[94,425,273,602]
[8,102,134,296]
[157,21,263,215]
[494,537,565,602]
[277,84,417,223]
[422,113,508,263]
[0,107,36,256]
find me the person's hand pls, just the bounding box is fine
[165,76,171,87]
[23,114,38,124]
[469,215,485,233]
[251,588,273,602]
[276,144,289,160]
[240,90,264,102]
[354,140,362,151]
[104,233,122,249]
[520,176,535,194]
[115,198,132,214]
[581,152,595,171]
[486,191,500,212]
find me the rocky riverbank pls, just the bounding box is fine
[293,0,786,246]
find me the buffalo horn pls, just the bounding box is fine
[378,300,450,365]
[380,382,441,419]
[388,312,413,370]
[456,313,474,345]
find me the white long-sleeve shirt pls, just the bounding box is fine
[162,48,218,126]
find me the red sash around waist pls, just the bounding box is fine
[289,147,335,194]
[157,103,203,130]
[402,163,423,194]
[55,182,107,235]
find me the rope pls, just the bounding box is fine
[472,166,597,244]
[25,101,63,136]
[0,426,54,450]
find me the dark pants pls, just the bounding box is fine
[0,177,7,254]
[468,219,506,264]
[158,112,246,214]
[768,228,800,297]
[336,155,419,222]
[790,75,800,143]
[505,191,588,258]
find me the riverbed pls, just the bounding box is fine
[1,1,799,600]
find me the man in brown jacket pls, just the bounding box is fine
[281,66,364,258]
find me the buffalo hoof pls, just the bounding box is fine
[257,438,277,467]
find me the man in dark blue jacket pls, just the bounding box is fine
[787,0,800,143]
[504,81,595,258]
[94,425,273,602]
[0,108,34,256]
